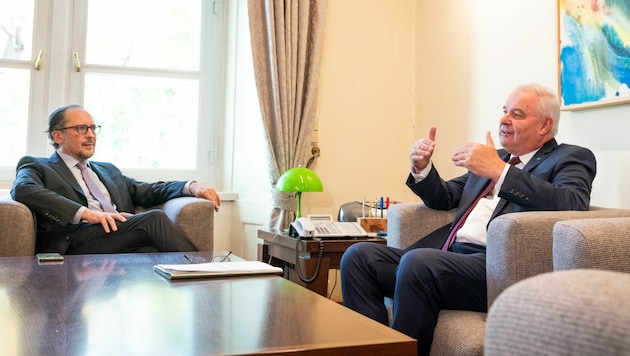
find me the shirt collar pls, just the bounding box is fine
[57,151,85,169]
[512,149,537,167]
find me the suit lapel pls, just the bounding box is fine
[49,152,86,199]
[523,138,558,172]
[491,138,558,217]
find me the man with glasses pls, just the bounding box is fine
[11,104,221,254]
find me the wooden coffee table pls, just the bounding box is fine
[0,252,415,355]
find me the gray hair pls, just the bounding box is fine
[516,83,560,136]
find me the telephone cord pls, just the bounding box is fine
[295,236,324,283]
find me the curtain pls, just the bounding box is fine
[248,0,328,230]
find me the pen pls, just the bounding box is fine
[362,197,365,218]
[385,196,390,209]
[374,199,378,217]
[380,197,384,218]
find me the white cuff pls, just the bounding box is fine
[411,161,433,183]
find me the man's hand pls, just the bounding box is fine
[190,182,221,211]
[81,210,130,233]
[452,131,506,181]
[410,127,437,174]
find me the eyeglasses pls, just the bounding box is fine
[55,125,101,134]
[184,251,232,264]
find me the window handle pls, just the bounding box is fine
[73,51,82,72]
[34,49,44,70]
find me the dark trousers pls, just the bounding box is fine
[66,210,198,254]
[340,241,487,356]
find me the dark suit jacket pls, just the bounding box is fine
[406,138,597,241]
[11,152,188,253]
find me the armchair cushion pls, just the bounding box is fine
[1,195,214,256]
[161,197,214,253]
[486,208,630,305]
[386,203,456,249]
[485,269,630,356]
[0,196,37,257]
[553,217,630,272]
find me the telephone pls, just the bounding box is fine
[290,217,316,238]
[290,217,368,239]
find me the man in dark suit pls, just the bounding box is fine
[11,104,221,254]
[340,83,596,355]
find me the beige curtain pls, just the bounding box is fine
[248,0,328,230]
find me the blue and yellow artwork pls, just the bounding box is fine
[560,0,630,108]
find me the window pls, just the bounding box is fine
[0,0,225,188]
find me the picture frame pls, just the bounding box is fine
[558,0,630,111]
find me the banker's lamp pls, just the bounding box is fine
[276,166,323,219]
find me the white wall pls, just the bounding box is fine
[306,0,420,214]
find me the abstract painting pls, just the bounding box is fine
[559,0,630,110]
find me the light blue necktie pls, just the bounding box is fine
[77,161,117,213]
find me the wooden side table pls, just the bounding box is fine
[257,229,387,297]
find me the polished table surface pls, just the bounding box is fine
[0,252,415,355]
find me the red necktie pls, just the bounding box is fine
[441,156,521,251]
[77,161,117,213]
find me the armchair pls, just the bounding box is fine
[386,203,630,355]
[485,216,630,355]
[0,195,214,257]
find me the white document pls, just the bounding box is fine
[154,261,283,280]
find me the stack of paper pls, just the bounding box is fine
[154,261,283,280]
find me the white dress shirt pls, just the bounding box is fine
[411,150,536,246]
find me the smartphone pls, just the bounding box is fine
[36,253,64,263]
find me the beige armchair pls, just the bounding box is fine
[0,195,214,257]
[485,216,630,355]
[386,203,630,355]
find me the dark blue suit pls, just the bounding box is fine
[340,139,596,355]
[11,152,197,254]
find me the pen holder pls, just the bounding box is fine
[358,217,387,233]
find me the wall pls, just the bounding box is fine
[308,0,419,214]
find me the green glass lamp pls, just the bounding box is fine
[276,166,323,219]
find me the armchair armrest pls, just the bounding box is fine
[486,269,630,356]
[486,208,630,306]
[553,215,630,272]
[0,196,37,256]
[161,197,214,253]
[386,203,456,249]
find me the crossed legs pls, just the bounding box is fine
[66,210,198,254]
